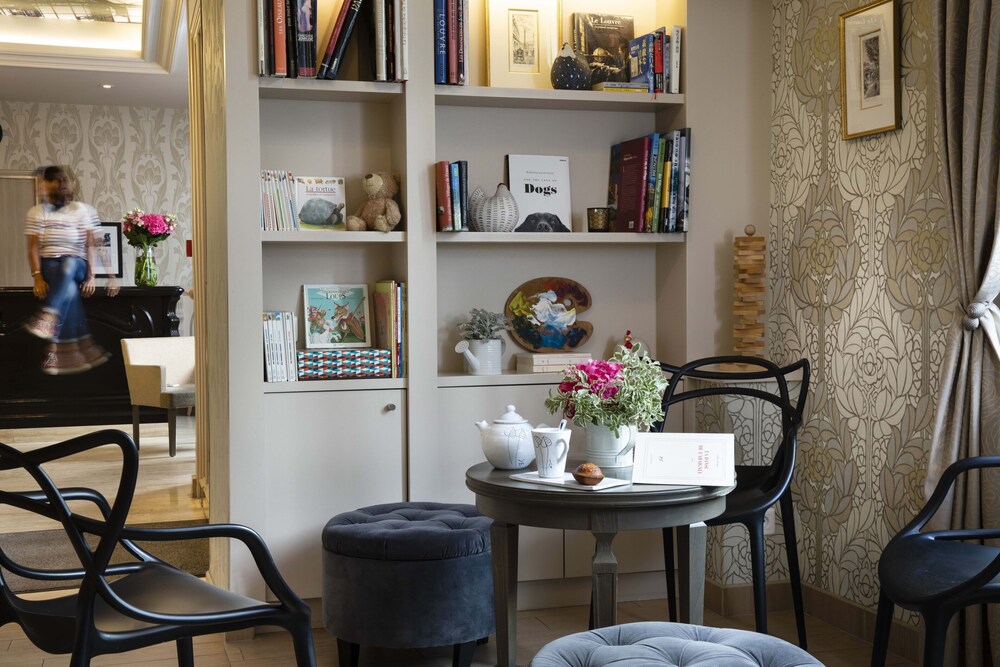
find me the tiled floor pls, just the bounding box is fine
[0,598,917,665]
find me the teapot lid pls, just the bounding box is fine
[494,404,528,424]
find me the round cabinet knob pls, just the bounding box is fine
[385,403,397,412]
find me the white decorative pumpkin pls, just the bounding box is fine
[468,183,519,233]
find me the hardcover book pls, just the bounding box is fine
[373,280,397,377]
[434,160,453,231]
[613,136,651,232]
[295,0,317,76]
[506,154,572,232]
[632,432,735,487]
[295,176,346,230]
[571,13,634,80]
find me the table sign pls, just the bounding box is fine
[632,433,736,486]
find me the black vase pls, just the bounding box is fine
[550,43,591,91]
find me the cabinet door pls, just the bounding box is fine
[429,384,564,582]
[263,389,406,598]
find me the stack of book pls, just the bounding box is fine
[607,128,692,234]
[263,311,299,382]
[372,279,406,377]
[434,160,468,231]
[625,26,681,94]
[516,352,592,374]
[260,171,347,232]
[258,0,408,82]
[433,0,468,84]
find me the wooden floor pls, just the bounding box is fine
[0,417,205,532]
[0,600,916,666]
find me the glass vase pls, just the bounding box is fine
[134,245,158,287]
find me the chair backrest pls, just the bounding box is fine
[654,356,810,494]
[121,336,195,386]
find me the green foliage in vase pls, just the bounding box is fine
[458,308,510,341]
[545,343,667,433]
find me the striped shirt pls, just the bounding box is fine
[24,202,100,258]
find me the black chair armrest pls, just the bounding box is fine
[926,528,1000,542]
[900,456,1000,536]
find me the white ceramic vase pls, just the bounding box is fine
[465,339,503,375]
[584,424,638,477]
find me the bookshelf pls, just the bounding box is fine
[201,0,771,606]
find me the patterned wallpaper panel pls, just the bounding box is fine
[0,101,193,332]
[768,0,952,624]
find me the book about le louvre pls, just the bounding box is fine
[506,155,572,232]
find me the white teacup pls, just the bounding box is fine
[532,427,571,479]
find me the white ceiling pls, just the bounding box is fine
[0,0,188,109]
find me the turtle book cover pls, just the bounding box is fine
[571,13,634,82]
[295,176,347,230]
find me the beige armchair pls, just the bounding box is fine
[120,337,195,457]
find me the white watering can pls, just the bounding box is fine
[455,339,504,375]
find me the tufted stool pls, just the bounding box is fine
[530,622,823,666]
[322,502,494,667]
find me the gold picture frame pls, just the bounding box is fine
[839,0,901,140]
[486,0,560,89]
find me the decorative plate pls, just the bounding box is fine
[504,277,593,353]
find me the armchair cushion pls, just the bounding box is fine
[121,337,195,409]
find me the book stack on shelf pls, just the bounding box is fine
[433,0,468,85]
[261,171,347,232]
[607,128,691,233]
[516,352,592,374]
[625,25,681,94]
[435,160,469,231]
[258,0,408,82]
[264,280,405,382]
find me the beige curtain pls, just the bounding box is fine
[925,0,1000,663]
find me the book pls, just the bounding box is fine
[592,81,652,92]
[632,432,735,487]
[628,33,655,92]
[506,154,572,232]
[606,143,621,229]
[272,0,287,76]
[449,161,462,230]
[446,0,458,83]
[680,127,691,232]
[457,160,468,230]
[284,0,297,78]
[324,0,364,79]
[613,136,650,232]
[651,132,667,233]
[668,129,682,232]
[571,13,634,77]
[435,160,453,231]
[373,0,387,80]
[281,311,298,381]
[396,0,408,81]
[317,0,351,78]
[295,176,346,230]
[652,28,664,93]
[670,25,682,94]
[295,0,317,76]
[373,280,397,377]
[258,0,269,74]
[516,352,592,373]
[643,133,660,233]
[433,0,446,84]
[456,0,466,84]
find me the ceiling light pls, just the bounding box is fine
[100,84,114,89]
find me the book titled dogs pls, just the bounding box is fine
[506,154,572,232]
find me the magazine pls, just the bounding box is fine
[295,176,347,230]
[506,154,572,232]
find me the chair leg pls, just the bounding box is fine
[176,637,194,667]
[453,640,476,667]
[779,492,807,649]
[662,526,678,622]
[870,591,894,667]
[290,624,317,667]
[168,408,177,457]
[748,519,768,635]
[921,610,951,667]
[69,649,92,667]
[336,638,359,667]
[131,404,141,449]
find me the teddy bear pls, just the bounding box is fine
[345,171,402,232]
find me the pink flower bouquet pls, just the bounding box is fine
[122,208,177,248]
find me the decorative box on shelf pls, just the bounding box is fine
[296,348,392,380]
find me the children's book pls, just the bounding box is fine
[295,176,346,230]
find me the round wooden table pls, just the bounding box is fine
[466,462,733,667]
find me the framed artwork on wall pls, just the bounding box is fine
[486,0,560,89]
[839,0,901,140]
[95,222,123,279]
[303,284,371,349]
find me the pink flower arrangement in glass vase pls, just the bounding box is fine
[545,334,668,434]
[121,208,177,248]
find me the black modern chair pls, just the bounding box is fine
[0,429,315,667]
[655,356,810,649]
[871,455,1000,667]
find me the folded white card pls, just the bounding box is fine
[631,432,736,487]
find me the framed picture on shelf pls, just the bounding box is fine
[486,0,560,89]
[94,222,123,279]
[303,284,371,349]
[839,0,900,140]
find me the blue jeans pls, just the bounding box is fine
[40,255,90,342]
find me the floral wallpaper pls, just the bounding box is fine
[765,0,952,625]
[0,101,193,332]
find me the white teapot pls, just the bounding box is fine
[475,404,534,469]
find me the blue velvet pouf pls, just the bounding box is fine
[530,622,823,667]
[322,502,494,657]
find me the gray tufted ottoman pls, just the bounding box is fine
[530,622,823,666]
[322,502,494,667]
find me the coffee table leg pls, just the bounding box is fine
[591,530,618,628]
[676,522,707,624]
[491,522,518,667]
